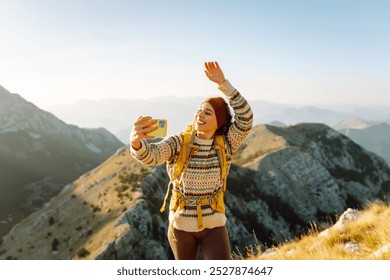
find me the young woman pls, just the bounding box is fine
[130,61,253,260]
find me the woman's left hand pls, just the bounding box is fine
[204,61,226,86]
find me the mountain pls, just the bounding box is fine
[48,97,390,144]
[0,85,124,238]
[275,106,347,124]
[1,123,389,260]
[338,123,390,166]
[330,117,373,130]
[48,98,348,143]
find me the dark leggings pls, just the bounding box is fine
[168,225,231,260]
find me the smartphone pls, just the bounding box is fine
[147,119,168,137]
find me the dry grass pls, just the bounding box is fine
[248,201,390,260]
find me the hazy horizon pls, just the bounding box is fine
[3,82,390,117]
[42,94,390,113]
[1,0,389,109]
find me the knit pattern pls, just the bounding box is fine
[131,80,253,232]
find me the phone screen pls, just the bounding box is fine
[147,119,167,137]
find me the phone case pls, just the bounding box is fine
[147,119,167,137]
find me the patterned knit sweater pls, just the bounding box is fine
[131,80,253,232]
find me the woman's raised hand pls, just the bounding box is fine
[204,61,226,86]
[130,116,157,150]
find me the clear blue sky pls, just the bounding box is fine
[0,0,389,108]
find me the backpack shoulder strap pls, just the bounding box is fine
[172,131,193,178]
[160,131,195,213]
[214,135,227,191]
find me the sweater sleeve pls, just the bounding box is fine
[218,80,253,154]
[130,135,182,166]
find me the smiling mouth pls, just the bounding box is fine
[197,119,205,126]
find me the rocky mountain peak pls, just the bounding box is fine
[0,86,64,134]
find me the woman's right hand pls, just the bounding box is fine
[130,116,157,150]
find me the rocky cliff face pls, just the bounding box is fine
[1,123,390,260]
[227,124,390,246]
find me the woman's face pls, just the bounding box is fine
[194,102,218,135]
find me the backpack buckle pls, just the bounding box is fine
[187,198,197,206]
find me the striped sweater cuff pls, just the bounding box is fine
[218,80,236,96]
[130,139,148,159]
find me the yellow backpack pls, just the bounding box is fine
[160,129,228,229]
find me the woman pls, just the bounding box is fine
[130,61,253,260]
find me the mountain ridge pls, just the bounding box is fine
[1,123,389,259]
[0,85,124,238]
[46,97,390,144]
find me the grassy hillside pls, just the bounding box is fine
[0,130,122,237]
[245,201,390,260]
[0,146,155,260]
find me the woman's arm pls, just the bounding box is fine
[205,61,253,154]
[130,134,182,167]
[130,115,181,166]
[220,81,253,154]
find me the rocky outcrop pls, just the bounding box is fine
[318,208,360,237]
[1,123,390,260]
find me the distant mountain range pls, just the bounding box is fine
[47,97,390,168]
[1,123,389,260]
[0,85,124,238]
[47,97,390,144]
[338,122,390,166]
[48,96,203,144]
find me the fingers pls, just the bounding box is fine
[135,121,157,133]
[205,61,220,71]
[134,116,153,126]
[142,124,158,134]
[131,116,158,138]
[205,62,211,71]
[134,116,157,129]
